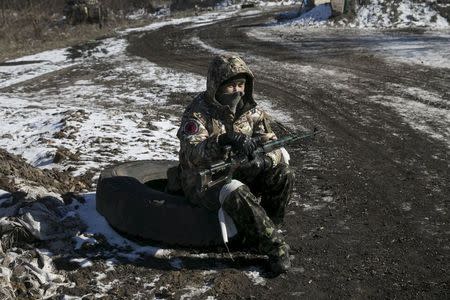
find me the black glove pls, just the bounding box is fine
[218,132,259,156]
[237,155,273,178]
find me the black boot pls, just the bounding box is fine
[222,184,291,272]
[268,243,291,274]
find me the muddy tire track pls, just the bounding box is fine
[125,12,450,298]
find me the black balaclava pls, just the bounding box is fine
[216,76,247,115]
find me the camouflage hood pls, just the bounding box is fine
[206,54,256,120]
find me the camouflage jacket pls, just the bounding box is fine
[177,54,285,204]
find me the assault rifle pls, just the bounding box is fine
[197,129,320,192]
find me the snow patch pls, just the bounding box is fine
[370,95,450,148]
[248,27,450,70]
[13,179,62,200]
[217,0,299,9]
[260,0,300,7]
[94,272,107,281]
[435,205,446,214]
[73,233,98,250]
[372,32,450,69]
[97,279,119,294]
[105,259,117,272]
[0,38,127,90]
[180,284,212,300]
[0,189,11,199]
[202,270,218,275]
[0,49,74,89]
[190,36,227,54]
[279,4,332,27]
[127,9,151,20]
[123,8,258,34]
[354,0,449,29]
[0,248,68,298]
[70,193,172,260]
[244,267,266,285]
[302,203,326,211]
[143,274,161,289]
[70,258,93,268]
[0,32,205,176]
[401,202,412,212]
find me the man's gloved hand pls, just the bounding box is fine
[238,155,273,178]
[218,132,259,156]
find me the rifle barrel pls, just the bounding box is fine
[258,131,319,154]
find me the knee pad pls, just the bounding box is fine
[218,180,245,242]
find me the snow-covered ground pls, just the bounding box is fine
[0,37,195,176]
[249,27,450,69]
[250,30,450,149]
[353,0,449,29]
[252,0,450,69]
[218,0,300,9]
[1,10,261,177]
[1,0,448,252]
[269,0,449,28]
[1,2,449,297]
[248,20,450,149]
[0,5,309,177]
[0,8,284,297]
[3,0,447,176]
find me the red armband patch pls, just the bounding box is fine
[183,120,200,135]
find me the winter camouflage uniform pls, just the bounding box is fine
[177,54,294,262]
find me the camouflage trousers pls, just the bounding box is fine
[198,163,294,256]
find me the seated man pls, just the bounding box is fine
[177,54,294,274]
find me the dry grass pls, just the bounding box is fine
[0,14,134,62]
[0,0,171,62]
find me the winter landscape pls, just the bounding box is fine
[0,0,449,299]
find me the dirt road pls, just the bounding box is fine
[123,12,450,298]
[1,7,449,299]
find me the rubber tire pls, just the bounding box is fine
[96,160,222,247]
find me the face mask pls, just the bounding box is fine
[217,91,244,114]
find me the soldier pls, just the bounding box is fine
[64,0,103,26]
[177,54,294,274]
